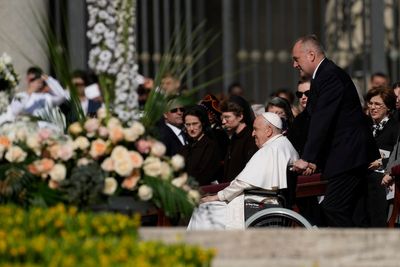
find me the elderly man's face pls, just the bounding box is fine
[252,116,271,148]
[292,42,314,79]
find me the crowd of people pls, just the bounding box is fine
[4,34,400,229]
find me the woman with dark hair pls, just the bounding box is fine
[361,86,399,227]
[219,95,258,183]
[266,96,294,135]
[179,105,223,186]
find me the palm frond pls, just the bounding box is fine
[143,176,194,218]
[35,106,67,133]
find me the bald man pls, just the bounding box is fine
[188,112,299,230]
[291,35,380,227]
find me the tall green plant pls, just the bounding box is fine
[141,22,221,130]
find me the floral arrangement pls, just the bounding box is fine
[86,0,139,123]
[0,52,18,113]
[0,204,215,266]
[0,110,199,218]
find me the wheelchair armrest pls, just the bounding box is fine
[244,189,280,198]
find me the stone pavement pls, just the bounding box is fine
[140,228,400,267]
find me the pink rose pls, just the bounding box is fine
[136,139,151,154]
[84,118,100,133]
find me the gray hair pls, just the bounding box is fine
[295,34,326,56]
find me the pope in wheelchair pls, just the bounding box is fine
[187,112,300,230]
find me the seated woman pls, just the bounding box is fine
[179,105,223,186]
[187,112,299,230]
[266,97,294,135]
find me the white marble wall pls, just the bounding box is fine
[0,0,49,90]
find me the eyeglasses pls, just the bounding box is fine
[367,101,385,109]
[295,90,310,98]
[170,107,185,113]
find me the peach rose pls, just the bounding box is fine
[101,157,114,172]
[28,158,55,176]
[143,156,162,177]
[5,146,27,163]
[15,129,27,141]
[68,122,83,135]
[103,177,118,195]
[121,169,141,190]
[73,136,90,151]
[110,146,129,161]
[89,139,108,158]
[138,185,153,201]
[0,136,11,148]
[49,163,67,182]
[129,151,143,168]
[109,126,124,144]
[150,141,166,157]
[171,154,185,171]
[48,144,61,159]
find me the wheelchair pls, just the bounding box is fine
[243,188,314,229]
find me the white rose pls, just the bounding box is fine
[160,162,172,180]
[97,108,107,120]
[138,185,153,201]
[171,173,188,188]
[77,158,92,166]
[49,164,67,182]
[114,158,134,177]
[150,141,166,157]
[84,118,100,133]
[123,128,139,142]
[26,135,41,154]
[5,146,27,163]
[143,156,162,177]
[103,177,118,195]
[188,190,201,203]
[170,154,185,171]
[58,144,74,161]
[110,146,129,161]
[130,121,145,136]
[107,117,121,129]
[69,122,83,135]
[73,136,90,150]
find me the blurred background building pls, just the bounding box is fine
[0,0,399,102]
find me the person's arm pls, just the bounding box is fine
[201,179,252,203]
[42,75,68,105]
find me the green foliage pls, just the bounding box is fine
[0,205,215,267]
[0,165,33,205]
[59,163,106,208]
[143,176,194,218]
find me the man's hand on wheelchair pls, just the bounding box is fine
[292,159,317,176]
[200,194,220,203]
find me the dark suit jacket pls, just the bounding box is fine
[155,121,185,157]
[179,135,223,186]
[303,59,380,178]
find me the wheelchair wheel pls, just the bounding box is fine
[245,208,314,229]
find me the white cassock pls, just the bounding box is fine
[187,134,299,230]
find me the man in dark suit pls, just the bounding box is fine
[291,35,380,227]
[156,100,186,157]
